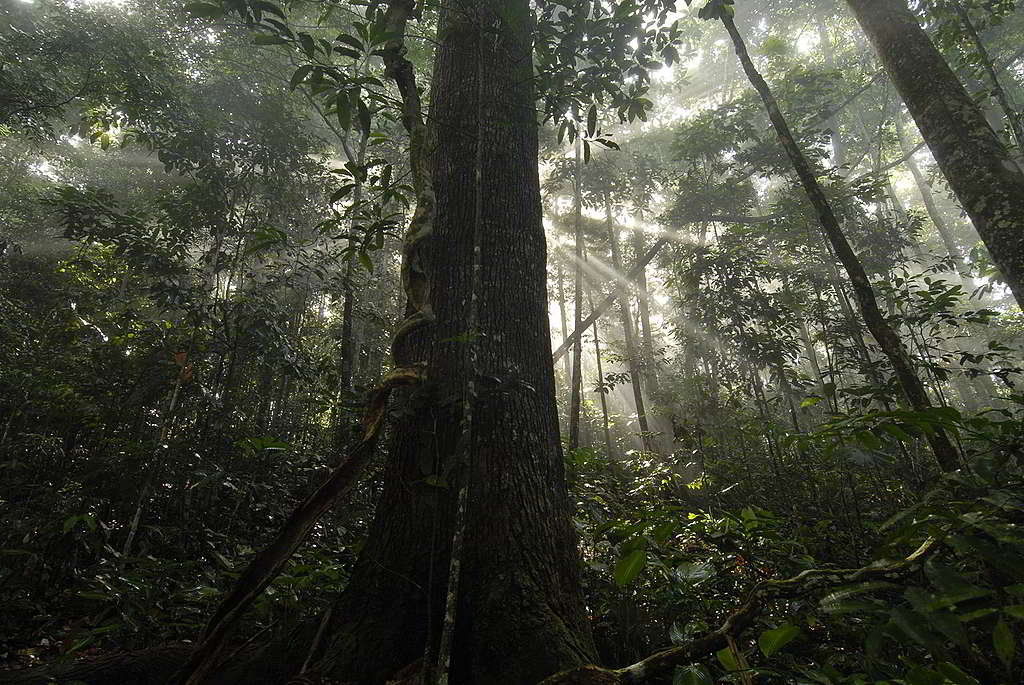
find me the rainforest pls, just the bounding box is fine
[1,0,1023,683]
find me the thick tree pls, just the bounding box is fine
[316,2,596,682]
[843,0,1024,305]
[9,2,1024,685]
[0,1,594,684]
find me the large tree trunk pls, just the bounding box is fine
[0,4,595,685]
[317,2,595,683]
[843,0,1024,305]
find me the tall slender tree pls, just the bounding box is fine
[569,135,586,451]
[712,0,962,472]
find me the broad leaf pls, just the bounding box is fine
[613,549,646,586]
[758,623,800,657]
[993,619,1015,668]
[715,646,739,672]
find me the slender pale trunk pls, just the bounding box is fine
[798,315,836,413]
[587,286,614,458]
[816,11,846,169]
[630,230,659,397]
[568,136,584,451]
[895,120,975,288]
[950,0,1024,154]
[605,200,653,453]
[556,260,573,407]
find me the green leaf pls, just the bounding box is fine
[289,65,314,90]
[800,396,822,408]
[935,662,980,685]
[358,250,374,274]
[1004,605,1024,619]
[715,646,739,672]
[335,47,362,59]
[357,98,372,137]
[297,32,316,58]
[855,429,882,450]
[586,104,597,138]
[336,93,352,130]
[880,422,913,441]
[330,185,355,203]
[336,33,364,52]
[63,515,80,533]
[184,1,225,18]
[613,548,646,586]
[250,0,286,20]
[905,666,944,685]
[253,33,288,45]
[673,664,712,685]
[958,607,998,622]
[993,619,1015,668]
[889,607,944,653]
[758,623,800,657]
[675,561,715,584]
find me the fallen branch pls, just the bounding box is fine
[540,537,938,685]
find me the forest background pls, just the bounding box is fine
[1,0,1024,683]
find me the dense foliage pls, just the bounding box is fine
[1,0,1022,683]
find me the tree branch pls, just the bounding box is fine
[539,537,938,685]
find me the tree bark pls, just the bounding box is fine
[568,135,585,452]
[843,0,1024,305]
[630,230,659,397]
[605,201,653,453]
[317,3,596,683]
